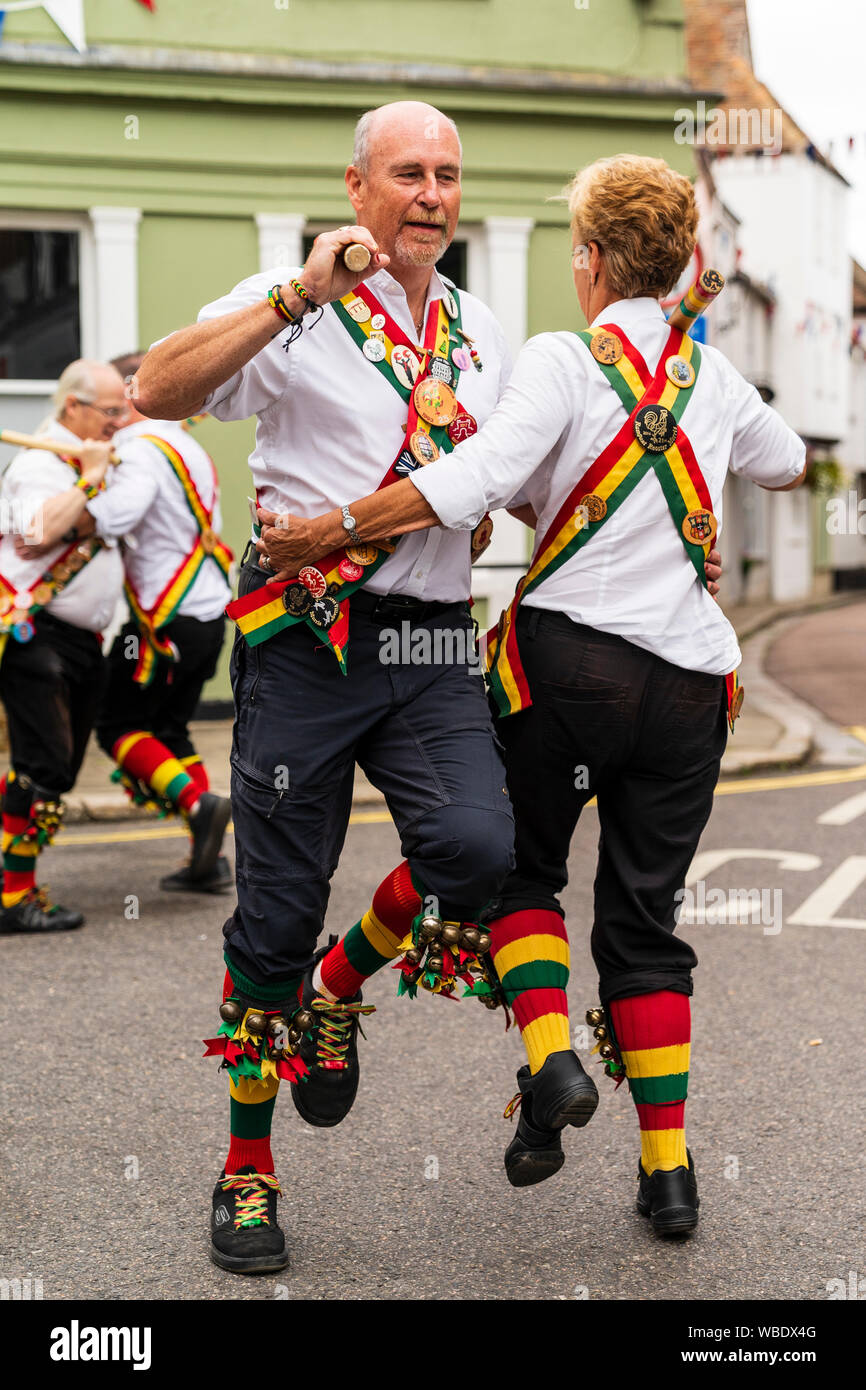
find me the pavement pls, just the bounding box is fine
[48,592,866,824]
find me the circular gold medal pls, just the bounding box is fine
[201,527,217,555]
[413,377,458,427]
[345,544,379,567]
[579,493,607,523]
[665,354,696,389]
[590,331,623,366]
[31,583,54,606]
[0,594,12,617]
[409,429,439,466]
[682,509,718,546]
[470,515,494,559]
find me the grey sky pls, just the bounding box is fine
[747,0,866,263]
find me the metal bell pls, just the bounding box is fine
[599,1043,615,1060]
[460,927,480,952]
[586,1007,605,1027]
[245,1011,267,1036]
[404,947,424,966]
[406,968,422,985]
[481,995,499,1010]
[288,1027,303,1046]
[294,1009,314,1032]
[593,1025,608,1041]
[268,1015,288,1038]
[476,932,491,954]
[267,1045,283,1061]
[219,1000,242,1024]
[426,954,444,973]
[441,924,461,946]
[419,915,442,941]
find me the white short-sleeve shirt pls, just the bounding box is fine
[192,265,512,602]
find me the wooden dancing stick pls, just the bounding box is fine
[667,268,725,334]
[0,428,120,466]
[342,242,372,272]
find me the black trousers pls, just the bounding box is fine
[223,563,515,987]
[0,612,105,801]
[492,607,728,1006]
[96,614,226,762]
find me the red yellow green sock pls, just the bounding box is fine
[488,908,571,1074]
[181,756,209,794]
[609,990,690,1175]
[1,770,37,909]
[319,861,422,998]
[112,732,199,813]
[226,1077,279,1174]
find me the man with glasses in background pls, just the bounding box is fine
[0,359,126,932]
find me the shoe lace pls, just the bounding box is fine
[503,1092,523,1121]
[29,886,57,914]
[218,1172,282,1229]
[311,996,376,1069]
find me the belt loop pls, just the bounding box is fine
[240,538,254,568]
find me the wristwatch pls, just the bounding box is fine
[341,504,363,546]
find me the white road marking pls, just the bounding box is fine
[816,790,866,825]
[787,856,866,930]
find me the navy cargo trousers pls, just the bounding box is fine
[223,562,515,987]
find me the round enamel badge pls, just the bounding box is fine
[413,377,458,427]
[665,355,696,389]
[681,509,718,546]
[634,404,678,453]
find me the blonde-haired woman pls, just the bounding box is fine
[259,155,806,1235]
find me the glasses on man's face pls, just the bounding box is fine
[74,397,128,421]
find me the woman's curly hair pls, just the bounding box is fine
[567,155,698,300]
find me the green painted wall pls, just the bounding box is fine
[0,0,701,699]
[3,0,686,79]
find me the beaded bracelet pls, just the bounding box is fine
[74,475,104,501]
[288,277,318,310]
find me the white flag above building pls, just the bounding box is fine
[0,0,86,54]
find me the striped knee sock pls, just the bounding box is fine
[181,756,209,794]
[319,861,422,999]
[609,990,690,1175]
[1,771,37,908]
[112,732,199,813]
[488,909,571,1074]
[226,1076,279,1174]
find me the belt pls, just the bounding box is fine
[350,589,469,625]
[240,543,466,623]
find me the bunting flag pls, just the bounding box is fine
[0,1,86,52]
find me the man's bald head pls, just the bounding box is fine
[346,102,463,271]
[352,102,462,175]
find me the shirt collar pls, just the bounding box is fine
[590,296,667,329]
[36,419,82,448]
[365,265,447,309]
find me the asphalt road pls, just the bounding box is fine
[3,762,866,1304]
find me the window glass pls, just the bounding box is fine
[0,229,81,380]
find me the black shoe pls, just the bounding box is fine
[187,793,231,880]
[0,887,84,934]
[503,1051,599,1189]
[160,855,233,895]
[636,1149,700,1236]
[210,1168,289,1274]
[290,938,375,1129]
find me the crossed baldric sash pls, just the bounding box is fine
[486,322,743,729]
[226,279,484,667]
[124,434,233,687]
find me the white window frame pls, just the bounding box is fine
[300,220,489,300]
[0,209,96,395]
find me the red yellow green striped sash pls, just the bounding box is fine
[127,435,233,686]
[227,286,468,670]
[487,326,717,717]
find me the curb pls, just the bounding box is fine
[61,593,864,822]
